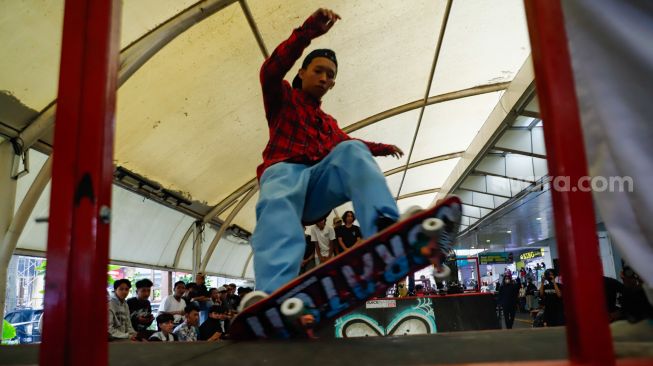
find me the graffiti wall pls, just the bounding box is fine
[331,294,500,338]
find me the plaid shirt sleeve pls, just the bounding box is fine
[260,16,322,121]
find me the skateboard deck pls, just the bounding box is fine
[230,196,462,340]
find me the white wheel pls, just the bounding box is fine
[433,264,451,279]
[421,218,444,238]
[400,205,423,221]
[280,297,304,318]
[237,290,268,312]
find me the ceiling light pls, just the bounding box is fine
[471,246,475,249]
[486,239,490,243]
[536,217,542,221]
[506,230,512,234]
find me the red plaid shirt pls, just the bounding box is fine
[256,16,394,180]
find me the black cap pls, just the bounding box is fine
[292,49,338,89]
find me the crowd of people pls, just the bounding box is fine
[108,272,252,342]
[299,210,363,274]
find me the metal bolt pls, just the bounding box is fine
[99,205,111,224]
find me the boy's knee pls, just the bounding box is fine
[335,140,367,154]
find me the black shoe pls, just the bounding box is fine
[376,216,397,232]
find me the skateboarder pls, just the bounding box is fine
[247,8,404,304]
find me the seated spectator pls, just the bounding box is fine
[191,273,211,324]
[183,282,197,304]
[199,305,227,341]
[215,286,230,310]
[173,304,200,342]
[207,288,219,305]
[148,313,177,342]
[108,279,137,341]
[227,283,240,310]
[127,278,155,340]
[160,281,187,325]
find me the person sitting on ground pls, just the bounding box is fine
[199,305,227,341]
[108,279,138,341]
[311,218,337,264]
[227,283,240,310]
[160,281,187,325]
[148,313,177,342]
[335,210,363,254]
[207,287,219,306]
[173,304,200,342]
[127,278,155,340]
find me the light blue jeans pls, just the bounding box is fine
[251,140,399,294]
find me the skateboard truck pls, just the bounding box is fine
[420,217,451,279]
[281,298,316,339]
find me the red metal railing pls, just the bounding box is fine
[40,1,121,365]
[524,1,614,365]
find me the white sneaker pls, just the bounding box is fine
[238,290,268,313]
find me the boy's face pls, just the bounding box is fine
[136,287,151,300]
[299,57,336,100]
[115,284,130,301]
[208,311,221,320]
[186,310,199,326]
[160,320,174,334]
[174,284,186,297]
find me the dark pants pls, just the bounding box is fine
[503,307,516,329]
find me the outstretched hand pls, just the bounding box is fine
[388,145,404,159]
[308,8,341,37]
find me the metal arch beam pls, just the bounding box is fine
[202,179,257,223]
[473,170,536,185]
[239,0,269,58]
[240,250,254,278]
[493,147,546,160]
[14,0,239,154]
[200,186,258,273]
[383,152,463,176]
[343,82,510,134]
[172,222,196,268]
[456,187,512,199]
[396,188,440,201]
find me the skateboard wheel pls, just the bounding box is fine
[421,218,444,237]
[433,264,451,279]
[400,205,423,221]
[281,298,305,318]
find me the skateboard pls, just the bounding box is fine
[229,196,462,340]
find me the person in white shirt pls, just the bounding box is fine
[159,281,187,325]
[310,218,336,265]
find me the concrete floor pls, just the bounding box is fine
[1,323,652,366]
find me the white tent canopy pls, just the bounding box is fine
[1,0,532,279]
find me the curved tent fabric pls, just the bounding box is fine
[2,0,533,280]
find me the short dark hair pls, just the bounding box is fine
[228,283,237,288]
[113,279,131,290]
[186,282,197,290]
[184,303,200,314]
[135,279,153,289]
[208,287,218,294]
[173,281,186,288]
[156,313,174,325]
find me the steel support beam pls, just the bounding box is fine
[0,142,19,329]
[525,1,614,364]
[0,155,52,325]
[40,1,121,365]
[200,186,258,273]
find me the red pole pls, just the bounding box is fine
[40,1,121,365]
[524,1,614,365]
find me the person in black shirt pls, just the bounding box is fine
[497,275,520,329]
[299,229,316,274]
[335,210,362,254]
[539,269,564,326]
[127,278,154,340]
[199,305,226,341]
[525,279,538,311]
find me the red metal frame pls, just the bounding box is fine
[524,1,614,365]
[40,1,121,365]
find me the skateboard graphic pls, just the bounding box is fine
[229,196,462,340]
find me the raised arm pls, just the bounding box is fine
[260,9,341,120]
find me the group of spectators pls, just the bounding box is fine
[108,272,252,342]
[300,210,362,274]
